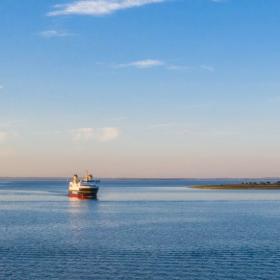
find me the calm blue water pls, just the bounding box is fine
[1,178,280,280]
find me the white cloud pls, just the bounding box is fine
[211,0,228,3]
[72,128,95,141]
[117,59,164,69]
[109,60,214,72]
[72,127,120,142]
[114,59,191,70]
[97,127,120,141]
[113,60,214,71]
[48,0,164,16]
[39,30,73,38]
[0,85,3,90]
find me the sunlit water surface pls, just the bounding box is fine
[1,179,280,279]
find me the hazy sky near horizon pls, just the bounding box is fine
[1,0,280,177]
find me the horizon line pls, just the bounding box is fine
[0,177,279,180]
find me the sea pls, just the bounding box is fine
[1,178,280,280]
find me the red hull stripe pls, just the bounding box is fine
[68,193,97,200]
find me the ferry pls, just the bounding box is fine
[68,173,99,199]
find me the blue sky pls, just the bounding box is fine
[1,0,280,177]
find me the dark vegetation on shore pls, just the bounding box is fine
[193,181,280,190]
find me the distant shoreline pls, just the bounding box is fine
[193,183,280,190]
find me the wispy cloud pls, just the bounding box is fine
[114,59,193,70]
[39,30,73,38]
[48,0,165,16]
[116,59,164,69]
[211,0,228,3]
[72,127,120,142]
[111,59,214,72]
[0,85,3,90]
[97,127,120,141]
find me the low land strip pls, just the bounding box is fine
[193,182,280,190]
